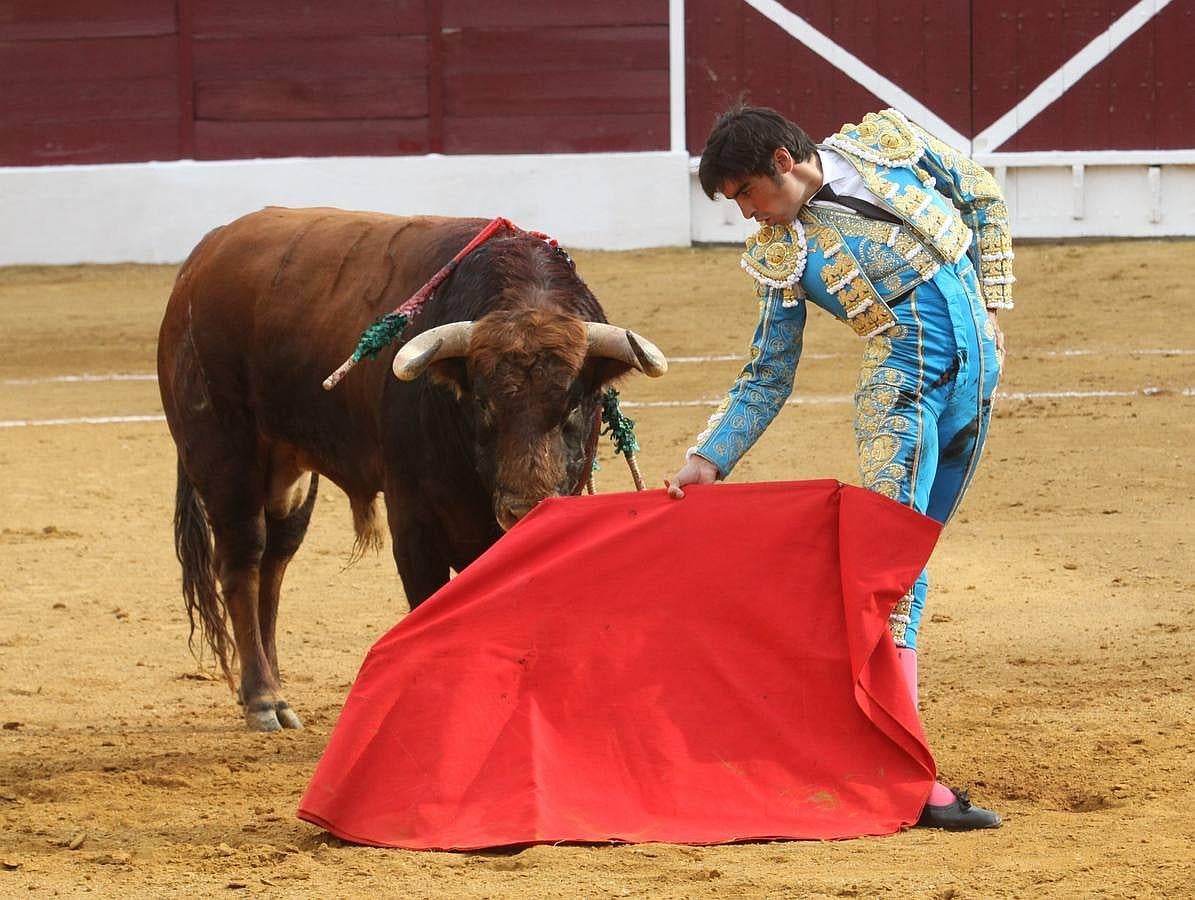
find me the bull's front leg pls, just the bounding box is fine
[391,531,452,610]
[384,493,452,610]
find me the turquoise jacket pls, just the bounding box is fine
[691,109,1014,475]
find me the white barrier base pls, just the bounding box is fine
[0,152,692,265]
[2,151,1192,264]
[691,152,1195,245]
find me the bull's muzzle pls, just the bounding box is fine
[494,495,546,532]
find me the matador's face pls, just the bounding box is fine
[720,147,822,226]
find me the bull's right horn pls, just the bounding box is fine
[586,323,668,377]
[392,322,474,381]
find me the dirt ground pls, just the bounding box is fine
[1,236,1193,899]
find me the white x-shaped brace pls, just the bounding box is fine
[742,0,1174,154]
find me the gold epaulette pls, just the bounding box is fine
[740,222,808,289]
[824,108,925,169]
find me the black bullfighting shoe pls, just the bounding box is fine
[916,788,1002,830]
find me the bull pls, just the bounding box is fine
[157,207,667,731]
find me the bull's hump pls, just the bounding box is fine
[241,207,489,236]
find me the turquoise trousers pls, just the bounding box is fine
[853,261,1001,649]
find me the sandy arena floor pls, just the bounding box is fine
[1,238,1193,898]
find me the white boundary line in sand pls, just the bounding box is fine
[669,348,1195,364]
[4,346,1194,385]
[3,387,1192,429]
[2,373,159,385]
[623,387,1195,409]
[0,414,167,428]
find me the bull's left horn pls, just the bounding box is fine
[586,323,668,377]
[392,322,474,381]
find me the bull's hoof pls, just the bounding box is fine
[275,702,304,730]
[245,700,304,732]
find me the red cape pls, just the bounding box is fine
[298,479,941,849]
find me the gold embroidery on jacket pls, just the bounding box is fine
[848,303,899,339]
[801,214,897,337]
[816,209,930,288]
[852,158,972,266]
[741,223,806,288]
[828,109,1015,311]
[915,125,1000,203]
[829,110,923,167]
[855,332,909,501]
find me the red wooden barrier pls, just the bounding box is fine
[0,0,1188,166]
[684,0,971,152]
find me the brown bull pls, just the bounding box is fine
[157,207,666,731]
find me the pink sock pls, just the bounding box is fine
[928,781,956,806]
[897,648,957,806]
[896,647,919,706]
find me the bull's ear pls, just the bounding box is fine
[427,359,470,398]
[584,358,635,392]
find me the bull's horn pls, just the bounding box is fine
[392,322,474,381]
[586,323,668,377]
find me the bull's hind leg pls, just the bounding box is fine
[198,458,296,732]
[208,509,292,732]
[164,327,300,730]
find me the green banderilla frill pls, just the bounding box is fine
[322,312,412,390]
[601,387,639,456]
[352,312,409,362]
[600,387,645,491]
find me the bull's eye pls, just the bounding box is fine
[561,399,586,433]
[475,397,496,430]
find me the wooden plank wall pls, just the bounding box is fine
[0,1,181,165]
[686,0,1192,153]
[972,0,1192,151]
[188,0,432,159]
[1,0,1188,166]
[438,1,669,154]
[0,0,669,166]
[684,0,971,154]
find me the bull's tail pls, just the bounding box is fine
[173,457,236,687]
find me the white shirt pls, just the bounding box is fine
[812,147,888,213]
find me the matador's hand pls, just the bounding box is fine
[988,309,1006,365]
[667,454,720,499]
